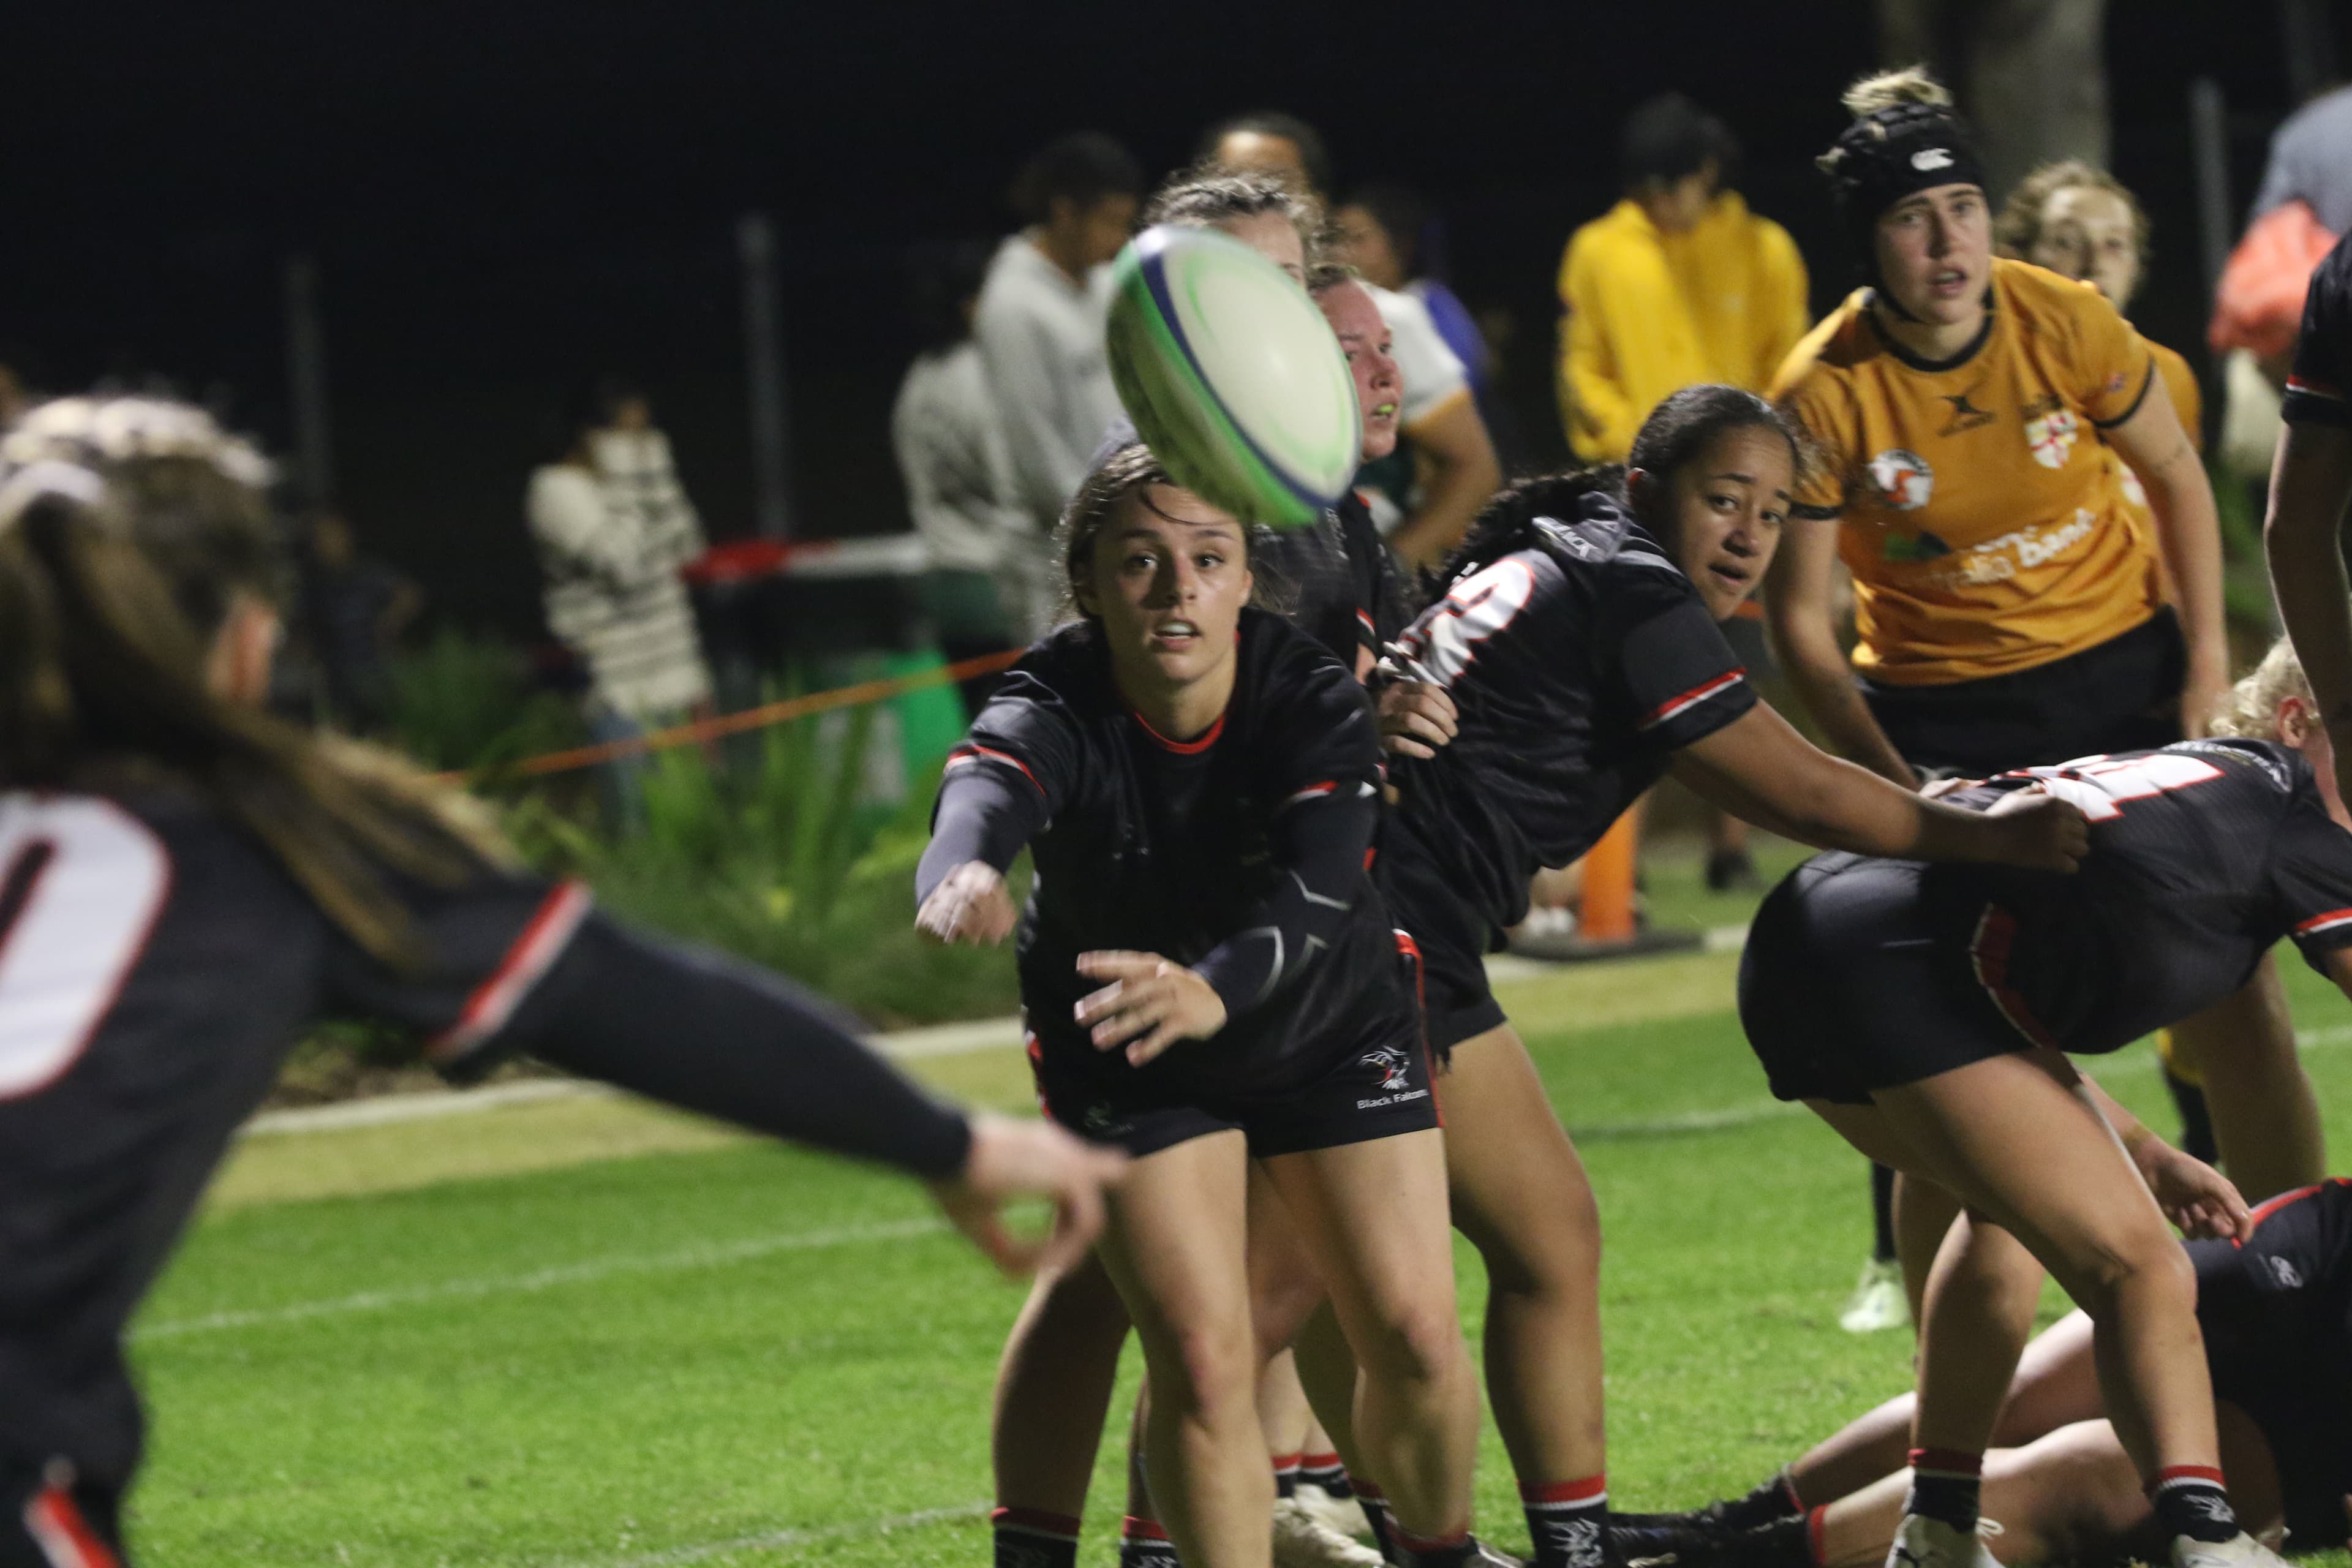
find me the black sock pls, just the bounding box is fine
[1904,1449,1981,1532]
[1302,1451,1353,1499]
[1714,1469,1805,1532]
[1357,1485,1404,1566]
[1525,1477,1610,1568]
[1748,1513,1823,1568]
[1871,1163,1898,1263]
[2150,1467,2239,1545]
[1395,1528,1479,1567]
[1275,1451,1302,1501]
[992,1507,1080,1568]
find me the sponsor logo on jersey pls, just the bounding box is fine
[2024,406,2079,468]
[2265,1255,2305,1289]
[1867,448,1934,510]
[1920,508,2100,589]
[1911,147,1954,172]
[1939,385,1996,435]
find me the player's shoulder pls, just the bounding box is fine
[1995,258,2124,352]
[1770,290,1872,397]
[1240,605,1359,695]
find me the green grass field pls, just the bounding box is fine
[127,844,2352,1567]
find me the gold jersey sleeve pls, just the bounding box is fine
[1768,258,2162,686]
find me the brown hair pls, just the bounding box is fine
[0,397,502,965]
[1054,443,1277,620]
[1993,159,2152,278]
[1141,166,1322,271]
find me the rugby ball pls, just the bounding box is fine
[1106,224,1360,528]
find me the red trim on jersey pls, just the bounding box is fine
[1023,1027,1052,1121]
[2237,1177,2350,1245]
[2285,374,2344,402]
[1131,707,1226,754]
[990,1507,1082,1542]
[946,744,1044,795]
[2293,907,2352,936]
[1968,905,2059,1050]
[1282,780,1338,810]
[1637,669,1746,733]
[425,880,594,1064]
[1395,929,1441,1128]
[1521,1476,1608,1505]
[24,1482,120,1568]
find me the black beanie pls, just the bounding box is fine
[1818,100,1986,279]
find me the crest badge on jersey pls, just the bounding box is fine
[2024,406,2079,469]
[1360,1046,1412,1092]
[1867,448,1934,511]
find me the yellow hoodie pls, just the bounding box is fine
[1556,192,1809,462]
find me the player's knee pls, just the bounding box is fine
[2066,1216,2194,1318]
[1347,1294,1465,1390]
[1150,1317,1259,1422]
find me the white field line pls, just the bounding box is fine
[535,1502,988,1568]
[134,1215,945,1342]
[247,937,1760,1138]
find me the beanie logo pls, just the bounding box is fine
[1868,448,1934,510]
[1911,148,1954,172]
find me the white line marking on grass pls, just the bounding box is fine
[134,1215,947,1341]
[1567,1099,1803,1140]
[537,1502,989,1568]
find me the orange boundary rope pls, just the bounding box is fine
[440,646,1023,783]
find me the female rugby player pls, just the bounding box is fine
[1273,386,2088,1568]
[984,178,1417,1568]
[0,398,1126,1566]
[1767,69,2234,1330]
[1624,1178,2351,1566]
[1730,643,2352,1568]
[918,447,1481,1568]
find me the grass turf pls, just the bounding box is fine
[130,880,2352,1566]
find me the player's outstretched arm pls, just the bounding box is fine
[513,915,1124,1276]
[1668,702,2089,871]
[914,749,1050,944]
[2265,420,2352,809]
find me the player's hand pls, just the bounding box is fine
[916,862,1016,946]
[1377,679,1458,760]
[928,1112,1128,1279]
[1978,788,2090,872]
[1073,951,1229,1066]
[2130,1137,2252,1242]
[1918,775,1975,801]
[2178,662,2231,742]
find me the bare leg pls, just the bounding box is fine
[1261,1351,1314,1464]
[2177,952,2326,1202]
[1293,1304,1365,1469]
[1893,1174,1963,1328]
[1264,1128,1479,1545]
[1911,1215,2045,1457]
[994,1246,1131,1517]
[1094,1131,1270,1568]
[1441,1023,1608,1485]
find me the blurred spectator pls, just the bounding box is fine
[1876,0,2108,205]
[974,132,1142,544]
[1200,113,1500,568]
[299,509,420,730]
[0,361,34,426]
[2249,80,2352,238]
[1333,184,1522,458]
[894,241,1039,715]
[1556,94,1808,466]
[526,375,713,831]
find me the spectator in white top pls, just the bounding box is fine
[895,241,1041,715]
[526,375,713,830]
[974,132,1144,540]
[1200,110,1499,568]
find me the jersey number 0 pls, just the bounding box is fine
[0,797,170,1098]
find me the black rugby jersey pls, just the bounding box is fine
[922,608,1412,1097]
[1902,739,2352,1052]
[1384,489,1757,931]
[2188,1177,2352,1548]
[0,786,968,1493]
[2283,228,2352,428]
[1256,490,1409,674]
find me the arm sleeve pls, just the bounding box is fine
[2073,281,2158,429]
[510,915,972,1178]
[2284,232,2352,429]
[975,295,1093,521]
[1189,666,1384,1017]
[2269,785,2352,974]
[1610,571,1760,750]
[914,668,1080,902]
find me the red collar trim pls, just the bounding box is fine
[1131,707,1226,754]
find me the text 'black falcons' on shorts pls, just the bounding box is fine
[1373,827,1505,1059]
[1023,1000,1440,1161]
[1739,854,2033,1105]
[1861,606,2187,778]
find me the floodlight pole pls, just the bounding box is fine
[284,253,334,507]
[739,212,794,540]
[2187,79,2231,311]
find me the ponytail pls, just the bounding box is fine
[0,398,502,966]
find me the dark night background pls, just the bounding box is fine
[4,1,2342,639]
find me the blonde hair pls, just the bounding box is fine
[2207,639,2315,739]
[1842,66,1953,119]
[1994,160,2152,275]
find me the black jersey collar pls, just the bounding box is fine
[1866,285,1996,375]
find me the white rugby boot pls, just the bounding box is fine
[2171,1533,2294,1568]
[1885,1513,1999,1568]
[1273,1496,1388,1568]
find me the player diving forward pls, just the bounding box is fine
[0,398,1127,1567]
